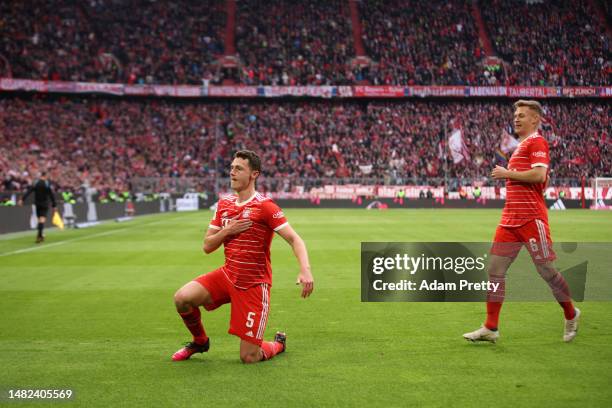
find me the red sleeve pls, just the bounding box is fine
[529,137,550,168]
[261,200,289,231]
[209,201,222,230]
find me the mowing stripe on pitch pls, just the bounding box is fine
[0,229,125,257]
[0,214,180,257]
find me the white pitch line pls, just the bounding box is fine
[0,229,125,257]
[0,213,184,258]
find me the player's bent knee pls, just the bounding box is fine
[173,290,190,309]
[240,350,262,364]
[239,340,263,364]
[487,255,512,278]
[173,288,198,310]
[174,281,213,311]
[536,263,557,281]
[487,266,506,279]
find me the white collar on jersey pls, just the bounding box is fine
[235,191,258,207]
[518,131,539,145]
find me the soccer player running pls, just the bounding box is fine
[463,100,579,343]
[172,150,314,363]
[20,171,57,243]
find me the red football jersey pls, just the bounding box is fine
[499,132,550,228]
[209,192,288,289]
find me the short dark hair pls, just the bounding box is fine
[234,150,261,172]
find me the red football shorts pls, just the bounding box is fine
[491,219,556,264]
[194,267,270,346]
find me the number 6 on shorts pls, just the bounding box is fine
[529,237,539,252]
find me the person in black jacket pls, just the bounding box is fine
[21,172,57,243]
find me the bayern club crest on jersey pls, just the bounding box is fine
[242,209,251,218]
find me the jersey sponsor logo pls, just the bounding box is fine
[272,211,284,219]
[532,151,547,158]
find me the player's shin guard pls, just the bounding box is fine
[178,307,208,344]
[260,341,284,360]
[485,276,505,330]
[545,273,575,320]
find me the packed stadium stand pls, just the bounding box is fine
[0,0,226,84]
[1,0,609,85]
[236,0,356,85]
[1,96,609,195]
[359,0,488,85]
[480,0,610,86]
[0,0,610,199]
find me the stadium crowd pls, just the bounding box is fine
[359,0,490,85]
[236,0,355,85]
[0,0,225,84]
[481,0,610,86]
[1,97,609,196]
[1,0,608,86]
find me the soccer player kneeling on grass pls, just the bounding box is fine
[463,100,580,344]
[172,150,314,363]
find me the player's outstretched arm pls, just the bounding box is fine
[277,225,314,298]
[491,165,547,184]
[203,217,251,254]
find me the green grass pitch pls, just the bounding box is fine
[1,209,611,407]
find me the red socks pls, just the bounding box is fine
[261,341,284,360]
[484,272,576,329]
[485,302,503,331]
[179,307,208,344]
[178,307,286,361]
[485,275,506,330]
[545,273,575,319]
[559,302,576,320]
